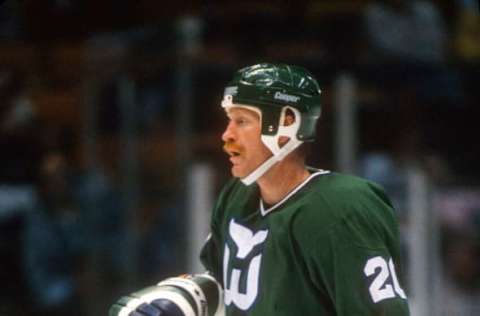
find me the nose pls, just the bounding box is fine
[222,120,236,143]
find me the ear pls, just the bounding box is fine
[278,109,296,146]
[283,108,296,127]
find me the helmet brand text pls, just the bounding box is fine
[274,91,300,103]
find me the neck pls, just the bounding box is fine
[256,158,310,206]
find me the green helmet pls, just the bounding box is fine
[221,63,322,185]
[222,63,322,141]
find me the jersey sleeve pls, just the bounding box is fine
[295,180,410,315]
[200,229,222,281]
[200,201,223,282]
[199,178,237,284]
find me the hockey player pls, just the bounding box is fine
[109,63,410,315]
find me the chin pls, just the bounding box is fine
[231,166,247,178]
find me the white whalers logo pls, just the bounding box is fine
[274,91,300,103]
[223,219,268,310]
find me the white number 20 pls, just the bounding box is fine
[363,256,407,303]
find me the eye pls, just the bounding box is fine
[235,117,248,126]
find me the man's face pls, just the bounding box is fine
[222,106,271,178]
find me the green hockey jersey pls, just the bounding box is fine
[200,169,410,316]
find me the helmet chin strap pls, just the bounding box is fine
[241,107,303,185]
[240,136,303,185]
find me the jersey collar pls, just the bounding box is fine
[259,168,330,216]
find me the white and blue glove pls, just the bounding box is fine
[109,274,224,316]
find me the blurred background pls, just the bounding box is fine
[0,0,479,315]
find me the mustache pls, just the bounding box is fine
[223,142,244,155]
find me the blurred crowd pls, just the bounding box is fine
[0,0,479,315]
[0,75,179,314]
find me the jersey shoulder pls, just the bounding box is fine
[293,172,398,251]
[301,172,393,218]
